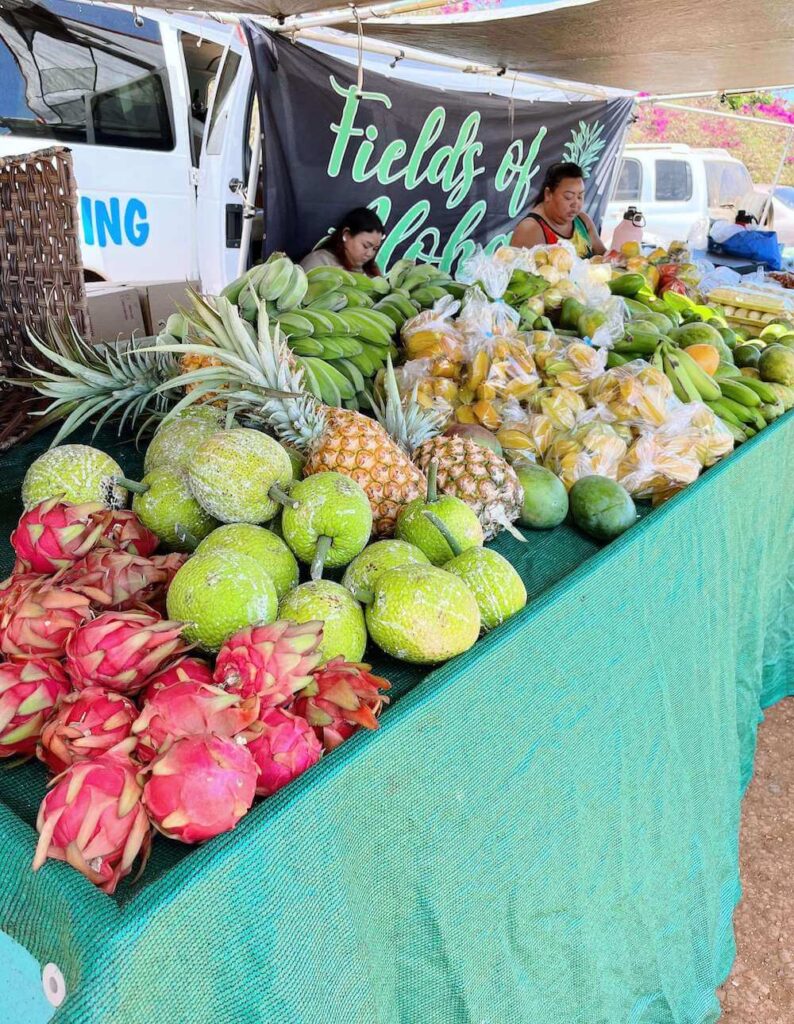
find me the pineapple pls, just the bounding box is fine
[412,435,524,541]
[165,295,432,537]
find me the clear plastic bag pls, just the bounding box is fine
[454,332,540,431]
[587,360,674,429]
[393,359,459,422]
[539,341,608,392]
[543,420,629,491]
[618,434,701,500]
[456,246,533,300]
[494,399,554,461]
[653,400,734,467]
[529,386,587,431]
[401,294,465,361]
[457,285,520,340]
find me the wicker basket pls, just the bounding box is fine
[0,146,89,448]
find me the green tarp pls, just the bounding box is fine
[0,414,792,1024]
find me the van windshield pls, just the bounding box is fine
[0,0,173,151]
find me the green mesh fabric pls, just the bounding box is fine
[0,414,792,1024]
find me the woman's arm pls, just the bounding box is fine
[511,217,545,249]
[580,212,606,256]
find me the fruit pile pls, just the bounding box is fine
[184,254,463,410]
[0,493,391,893]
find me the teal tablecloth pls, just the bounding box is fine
[0,414,792,1024]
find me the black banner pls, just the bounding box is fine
[244,23,633,271]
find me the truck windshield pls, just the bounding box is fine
[0,0,173,151]
[705,160,753,208]
[774,186,794,210]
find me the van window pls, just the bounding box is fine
[613,158,642,202]
[705,160,753,208]
[655,160,693,202]
[180,32,226,166]
[0,0,174,151]
[206,49,241,156]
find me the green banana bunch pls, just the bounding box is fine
[659,341,722,404]
[385,261,458,309]
[505,269,549,303]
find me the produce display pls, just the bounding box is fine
[2,235,791,896]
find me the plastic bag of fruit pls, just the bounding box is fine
[617,433,701,500]
[457,284,521,343]
[529,386,587,431]
[392,358,459,423]
[401,294,465,361]
[539,340,608,392]
[543,420,628,490]
[453,331,541,430]
[653,400,734,467]
[494,398,555,462]
[587,360,674,429]
[455,245,533,301]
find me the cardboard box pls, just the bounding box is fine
[85,284,146,343]
[133,280,199,335]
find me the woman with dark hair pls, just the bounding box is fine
[511,162,605,258]
[300,207,386,276]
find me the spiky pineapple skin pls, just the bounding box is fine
[303,408,426,537]
[412,436,523,541]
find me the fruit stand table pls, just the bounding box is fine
[0,414,792,1024]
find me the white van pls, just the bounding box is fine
[601,143,759,249]
[0,1,239,286]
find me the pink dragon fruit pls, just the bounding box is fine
[32,742,152,893]
[10,497,110,575]
[38,687,139,775]
[132,678,260,764]
[247,707,322,797]
[66,608,189,695]
[213,620,323,709]
[140,552,187,615]
[99,509,159,557]
[0,658,70,757]
[141,656,215,703]
[58,549,175,611]
[291,658,391,752]
[0,572,43,622]
[0,581,92,660]
[141,735,258,844]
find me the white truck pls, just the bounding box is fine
[601,143,761,249]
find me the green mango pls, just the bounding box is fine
[560,297,586,331]
[608,273,647,298]
[623,297,653,319]
[577,308,607,339]
[717,326,738,350]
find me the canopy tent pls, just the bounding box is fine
[364,0,794,94]
[109,0,794,96]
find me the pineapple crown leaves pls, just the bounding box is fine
[370,356,445,454]
[143,295,326,449]
[12,316,180,447]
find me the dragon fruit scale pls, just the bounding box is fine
[0,659,70,758]
[142,656,215,703]
[133,679,260,764]
[141,735,258,844]
[58,549,175,611]
[247,707,322,798]
[10,497,110,575]
[291,658,391,752]
[32,743,152,894]
[38,688,139,775]
[66,608,190,695]
[213,620,324,709]
[99,509,159,557]
[0,581,92,660]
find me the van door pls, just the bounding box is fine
[195,35,254,294]
[0,1,196,283]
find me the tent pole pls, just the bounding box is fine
[651,102,794,129]
[642,87,794,102]
[287,26,611,98]
[237,100,262,278]
[273,0,449,32]
[760,126,794,226]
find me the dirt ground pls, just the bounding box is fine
[718,698,794,1022]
